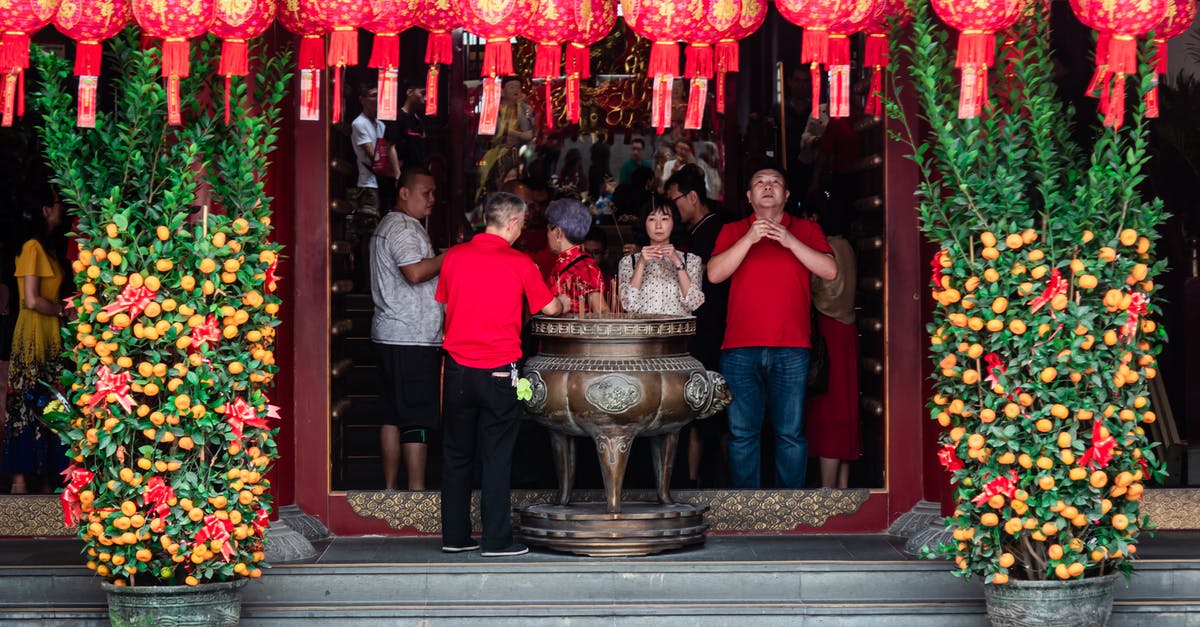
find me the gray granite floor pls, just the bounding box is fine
[4,532,1198,567]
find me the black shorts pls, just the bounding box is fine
[375,344,442,431]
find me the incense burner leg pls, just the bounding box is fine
[650,431,680,505]
[593,431,634,514]
[549,430,576,506]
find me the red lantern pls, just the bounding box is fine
[210,0,277,124]
[715,0,765,114]
[420,0,460,116]
[132,0,214,125]
[520,0,575,129]
[1073,0,1168,128]
[828,0,883,118]
[564,0,616,124]
[54,0,128,128]
[623,0,703,134]
[277,0,328,121]
[364,0,417,120]
[862,0,910,117]
[457,0,529,135]
[776,0,858,118]
[683,0,742,129]
[1147,0,1197,117]
[0,0,61,127]
[929,0,1023,119]
[313,0,374,123]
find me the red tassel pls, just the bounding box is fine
[1,73,13,127]
[0,33,31,71]
[1105,74,1125,129]
[1099,71,1110,115]
[828,34,850,67]
[958,65,985,119]
[685,77,707,129]
[16,69,23,118]
[1153,38,1168,75]
[74,41,104,77]
[224,75,232,125]
[328,28,358,67]
[1146,78,1159,118]
[956,31,994,69]
[534,43,561,79]
[299,35,325,70]
[425,30,453,65]
[1085,33,1110,98]
[566,43,591,79]
[378,68,398,120]
[809,62,821,119]
[482,39,514,77]
[829,64,848,118]
[802,27,830,65]
[649,41,680,78]
[651,75,673,133]
[716,71,726,114]
[161,38,191,78]
[864,33,887,68]
[716,39,739,73]
[685,44,713,79]
[77,76,98,128]
[479,77,500,135]
[369,34,401,69]
[544,81,554,129]
[332,64,343,123]
[167,74,181,125]
[867,68,883,117]
[567,74,580,123]
[425,65,439,115]
[1106,34,1137,76]
[219,40,249,77]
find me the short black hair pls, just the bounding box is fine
[640,195,682,240]
[631,137,645,148]
[665,165,708,205]
[584,227,607,247]
[746,162,789,189]
[400,166,433,189]
[501,75,522,89]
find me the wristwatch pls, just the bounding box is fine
[673,262,685,272]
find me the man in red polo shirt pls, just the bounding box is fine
[436,191,567,557]
[707,165,837,489]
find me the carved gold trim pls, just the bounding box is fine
[347,488,871,533]
[0,496,75,537]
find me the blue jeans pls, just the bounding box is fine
[721,347,810,489]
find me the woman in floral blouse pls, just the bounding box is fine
[618,200,705,315]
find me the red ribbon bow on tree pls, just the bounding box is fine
[930,251,948,292]
[188,315,222,352]
[938,443,965,472]
[143,475,176,521]
[983,353,1006,390]
[1028,268,1068,314]
[225,397,271,440]
[1078,420,1116,471]
[253,508,270,531]
[263,258,279,293]
[60,465,95,527]
[101,285,157,326]
[87,365,133,413]
[194,514,236,561]
[971,469,1019,505]
[1120,292,1148,342]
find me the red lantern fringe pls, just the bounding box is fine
[828,34,850,66]
[685,43,713,79]
[534,43,561,78]
[956,31,995,69]
[1085,32,1110,98]
[369,33,401,69]
[299,35,324,70]
[801,27,830,65]
[566,43,590,79]
[864,33,888,68]
[716,39,739,73]
[649,41,680,78]
[161,38,191,78]
[482,39,514,77]
[1106,34,1137,76]
[219,40,249,76]
[75,41,104,78]
[328,27,358,67]
[425,30,453,65]
[0,33,32,71]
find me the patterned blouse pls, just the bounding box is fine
[548,245,606,314]
[618,252,705,316]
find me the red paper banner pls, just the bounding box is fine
[479,76,500,135]
[829,64,849,118]
[685,77,707,130]
[300,68,320,121]
[77,75,98,128]
[425,65,439,116]
[379,68,398,120]
[2,73,16,127]
[167,75,182,125]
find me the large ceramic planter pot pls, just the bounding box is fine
[984,572,1118,626]
[102,579,247,627]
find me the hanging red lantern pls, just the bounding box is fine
[776,0,858,119]
[364,0,417,120]
[520,0,575,129]
[862,0,910,117]
[1146,0,1197,117]
[132,0,214,125]
[714,0,765,114]
[1073,0,1168,129]
[827,0,882,118]
[1068,0,1112,109]
[53,0,128,128]
[277,0,329,121]
[683,0,742,129]
[210,0,276,124]
[457,0,529,135]
[929,0,1023,119]
[564,0,616,124]
[313,0,373,123]
[419,0,460,116]
[0,0,62,127]
[623,0,703,134]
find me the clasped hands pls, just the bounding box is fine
[745,218,798,249]
[637,243,682,267]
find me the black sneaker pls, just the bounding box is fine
[441,540,481,553]
[480,543,529,557]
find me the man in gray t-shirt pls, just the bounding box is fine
[369,168,444,490]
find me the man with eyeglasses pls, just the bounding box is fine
[707,165,838,489]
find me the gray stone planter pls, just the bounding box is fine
[984,572,1118,626]
[102,578,247,626]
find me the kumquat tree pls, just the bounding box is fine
[35,30,289,587]
[890,0,1169,585]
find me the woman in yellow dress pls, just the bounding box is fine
[2,191,67,493]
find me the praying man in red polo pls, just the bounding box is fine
[707,165,837,490]
[435,191,568,558]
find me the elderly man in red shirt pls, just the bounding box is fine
[707,165,837,489]
[436,192,568,557]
